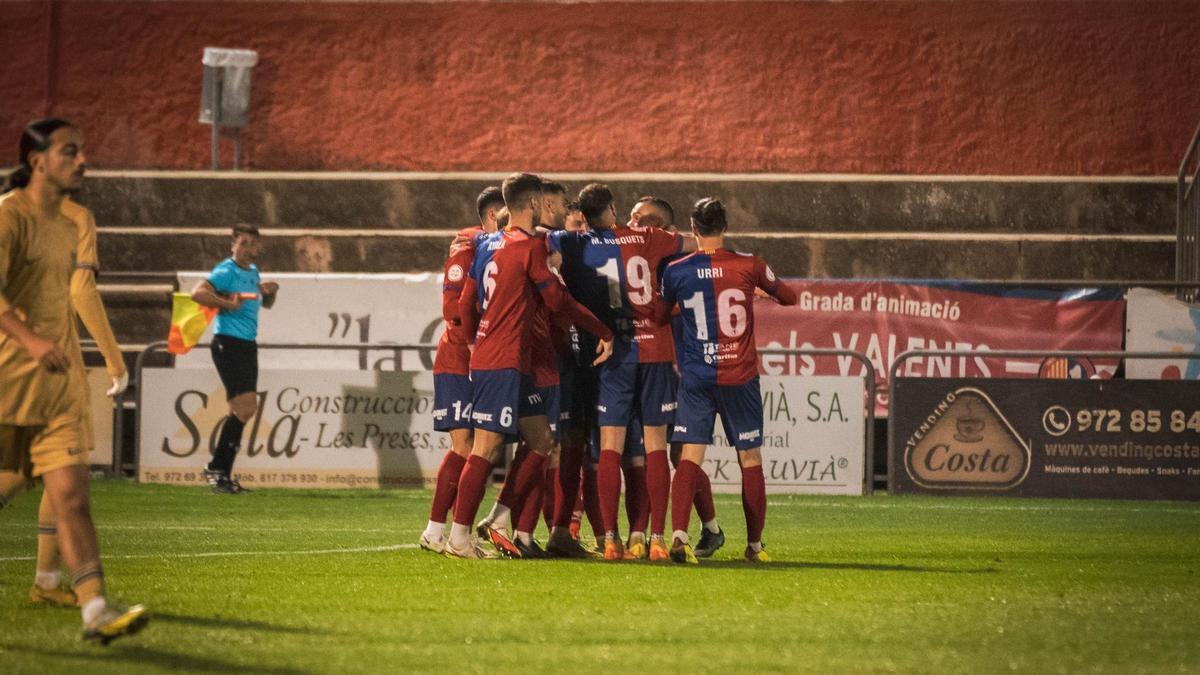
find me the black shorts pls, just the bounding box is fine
[211,334,258,399]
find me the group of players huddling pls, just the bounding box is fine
[422,173,797,564]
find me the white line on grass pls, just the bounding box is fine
[0,543,418,563]
[765,499,1199,515]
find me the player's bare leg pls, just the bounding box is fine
[41,464,148,641]
[421,428,472,553]
[30,489,76,606]
[597,425,628,560]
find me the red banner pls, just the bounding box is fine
[753,281,1126,415]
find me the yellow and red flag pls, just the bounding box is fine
[167,293,217,355]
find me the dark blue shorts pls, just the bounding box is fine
[539,385,561,439]
[470,368,542,438]
[672,376,763,451]
[596,360,678,428]
[559,358,598,437]
[432,373,473,432]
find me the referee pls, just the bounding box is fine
[190,225,278,494]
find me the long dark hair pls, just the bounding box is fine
[3,118,74,194]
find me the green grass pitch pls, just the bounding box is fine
[0,480,1197,673]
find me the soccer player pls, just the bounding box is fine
[635,195,726,557]
[25,171,133,609]
[445,173,613,559]
[420,187,504,553]
[190,226,279,494]
[548,184,696,561]
[659,198,797,564]
[0,118,148,642]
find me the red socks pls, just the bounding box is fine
[554,442,584,527]
[508,451,548,521]
[693,469,716,524]
[452,455,493,527]
[497,442,530,511]
[671,459,702,535]
[429,451,467,523]
[741,464,766,544]
[597,450,622,535]
[582,464,604,540]
[518,467,545,534]
[540,466,557,531]
[645,451,670,537]
[623,461,648,534]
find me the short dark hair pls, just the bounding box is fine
[577,183,614,222]
[541,180,567,196]
[635,195,675,225]
[232,224,261,239]
[691,198,727,236]
[565,200,581,213]
[501,172,543,209]
[476,186,504,219]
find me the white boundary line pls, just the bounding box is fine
[0,543,417,564]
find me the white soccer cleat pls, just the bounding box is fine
[443,537,497,560]
[419,532,446,554]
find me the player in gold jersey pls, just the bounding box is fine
[0,119,147,643]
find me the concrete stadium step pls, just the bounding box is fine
[79,171,1174,235]
[97,227,1173,280]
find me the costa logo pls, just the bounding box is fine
[903,388,1031,490]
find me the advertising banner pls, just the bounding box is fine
[139,369,867,494]
[1125,287,1200,380]
[174,272,444,370]
[139,368,443,488]
[702,375,867,496]
[890,378,1200,500]
[753,281,1125,415]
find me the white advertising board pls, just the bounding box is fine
[139,368,443,488]
[139,369,867,494]
[174,272,444,370]
[700,375,867,496]
[1126,287,1200,380]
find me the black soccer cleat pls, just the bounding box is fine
[694,527,725,558]
[514,538,548,559]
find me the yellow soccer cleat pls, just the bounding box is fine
[648,538,670,562]
[744,545,772,563]
[624,536,647,560]
[603,536,626,562]
[30,583,77,608]
[82,604,150,645]
[670,539,699,565]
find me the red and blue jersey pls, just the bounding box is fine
[433,225,481,376]
[458,226,612,374]
[548,224,682,364]
[661,248,797,386]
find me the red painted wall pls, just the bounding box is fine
[2,1,1198,174]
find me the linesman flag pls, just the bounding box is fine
[167,292,217,355]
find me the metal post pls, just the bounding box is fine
[210,68,222,170]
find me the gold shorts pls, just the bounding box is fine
[0,413,89,479]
